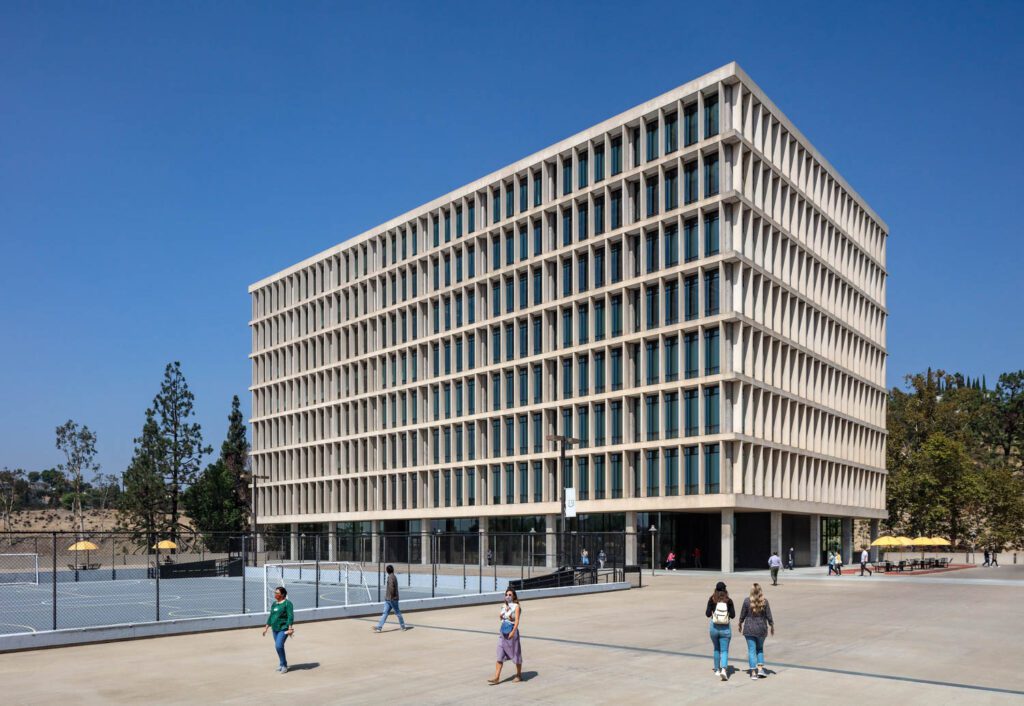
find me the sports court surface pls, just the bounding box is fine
[3,565,1022,704]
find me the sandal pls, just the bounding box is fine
[487,678,500,685]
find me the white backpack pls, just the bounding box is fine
[712,601,730,625]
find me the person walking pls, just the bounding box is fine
[827,550,836,576]
[581,548,590,566]
[374,564,409,632]
[860,547,873,576]
[705,581,735,681]
[597,549,607,569]
[787,547,795,570]
[835,549,844,575]
[738,583,775,680]
[990,549,999,567]
[693,547,703,569]
[767,552,782,586]
[489,588,523,684]
[665,551,676,570]
[261,586,294,673]
[983,549,990,567]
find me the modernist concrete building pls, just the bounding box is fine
[248,63,888,571]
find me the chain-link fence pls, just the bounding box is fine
[0,529,626,636]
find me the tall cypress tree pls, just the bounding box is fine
[153,362,211,543]
[118,409,168,547]
[182,396,250,549]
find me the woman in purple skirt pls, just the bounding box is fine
[488,587,523,684]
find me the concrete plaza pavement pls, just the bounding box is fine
[2,565,1022,705]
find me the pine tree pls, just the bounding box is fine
[153,362,212,543]
[182,396,250,549]
[118,410,168,547]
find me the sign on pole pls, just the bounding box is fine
[565,487,577,518]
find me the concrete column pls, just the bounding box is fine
[720,509,735,573]
[809,514,821,567]
[870,519,880,562]
[770,511,783,558]
[370,520,380,563]
[545,514,557,568]
[625,511,637,565]
[289,523,299,561]
[479,516,490,567]
[841,517,854,567]
[420,522,431,564]
[327,521,338,562]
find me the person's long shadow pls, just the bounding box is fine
[288,663,320,671]
[519,670,539,682]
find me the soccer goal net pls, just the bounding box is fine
[0,553,40,586]
[263,561,373,611]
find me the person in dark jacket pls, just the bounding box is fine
[374,565,409,632]
[705,581,735,680]
[262,586,294,673]
[738,583,775,679]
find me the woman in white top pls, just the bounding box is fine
[488,588,523,684]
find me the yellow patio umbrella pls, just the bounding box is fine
[68,540,99,568]
[152,540,177,551]
[911,536,935,560]
[870,535,902,546]
[929,537,952,546]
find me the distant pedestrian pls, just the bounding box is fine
[487,548,493,566]
[261,586,294,673]
[835,550,844,575]
[706,580,735,681]
[860,547,872,576]
[983,549,990,567]
[738,583,775,680]
[597,549,607,569]
[488,587,523,685]
[990,549,999,567]
[827,551,836,575]
[665,551,676,570]
[693,547,703,569]
[787,547,795,570]
[581,548,590,566]
[767,552,782,585]
[374,565,409,632]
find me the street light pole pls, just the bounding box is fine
[247,472,269,567]
[546,434,579,567]
[649,524,658,577]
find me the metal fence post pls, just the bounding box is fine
[377,536,382,603]
[407,534,411,588]
[111,536,116,581]
[155,547,161,622]
[462,535,467,590]
[51,532,57,631]
[241,534,247,614]
[315,535,321,609]
[492,535,497,591]
[520,534,525,581]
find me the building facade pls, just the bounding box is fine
[248,63,888,571]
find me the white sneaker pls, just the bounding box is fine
[280,666,288,674]
[720,669,728,681]
[757,667,767,678]
[750,671,758,680]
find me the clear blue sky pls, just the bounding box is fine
[2,1,1022,476]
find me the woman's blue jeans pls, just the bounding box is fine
[709,622,731,670]
[273,629,289,668]
[745,635,765,669]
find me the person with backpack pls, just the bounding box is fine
[738,583,775,679]
[827,550,836,576]
[705,581,735,680]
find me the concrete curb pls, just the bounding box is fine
[0,581,630,653]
